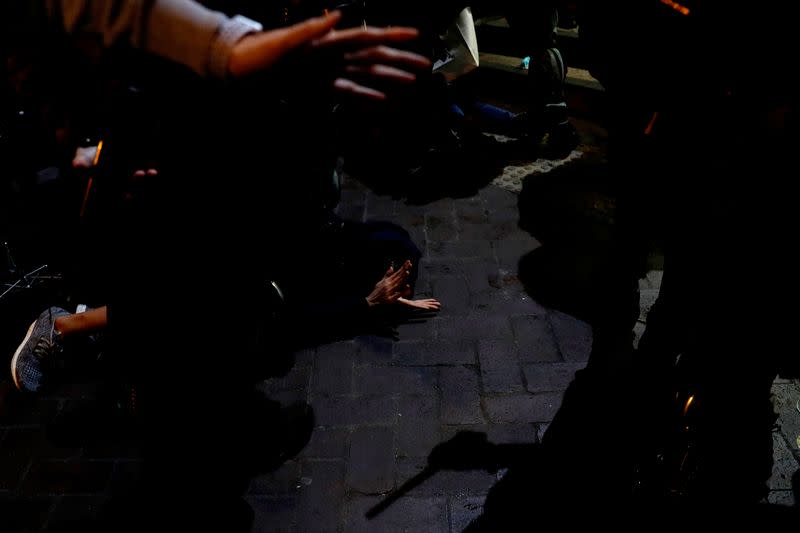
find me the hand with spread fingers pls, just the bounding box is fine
[366,260,413,307]
[228,10,431,101]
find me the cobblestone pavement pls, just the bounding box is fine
[1,138,798,532]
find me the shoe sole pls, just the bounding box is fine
[10,319,38,392]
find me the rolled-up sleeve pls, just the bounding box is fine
[38,0,260,78]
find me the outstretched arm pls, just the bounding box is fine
[14,2,430,98]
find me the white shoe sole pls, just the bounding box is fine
[10,319,38,392]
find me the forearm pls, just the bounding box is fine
[54,306,108,337]
[22,0,260,78]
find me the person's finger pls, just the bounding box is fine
[344,64,416,84]
[388,265,409,283]
[384,266,394,278]
[281,11,343,51]
[146,169,158,176]
[332,78,386,101]
[312,26,420,49]
[133,170,146,178]
[344,46,431,70]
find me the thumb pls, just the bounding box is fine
[282,10,342,51]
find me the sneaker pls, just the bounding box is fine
[10,306,70,392]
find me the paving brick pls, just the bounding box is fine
[486,424,539,445]
[398,396,441,458]
[766,490,796,507]
[478,340,524,394]
[336,203,365,223]
[770,382,800,464]
[7,425,83,462]
[0,429,37,490]
[548,311,593,363]
[0,390,61,427]
[82,435,141,462]
[389,212,426,230]
[311,396,397,427]
[430,277,470,313]
[299,428,350,460]
[429,241,493,260]
[486,204,522,224]
[296,460,346,532]
[480,185,518,209]
[263,366,312,395]
[460,260,501,296]
[484,393,564,424]
[393,340,476,366]
[354,366,438,396]
[440,367,484,425]
[22,460,113,496]
[449,496,485,532]
[249,461,301,495]
[523,363,586,393]
[440,424,538,446]
[270,390,309,407]
[366,194,396,218]
[109,461,142,494]
[283,365,313,390]
[354,335,394,365]
[345,495,448,533]
[418,198,455,216]
[347,427,395,494]
[248,496,298,533]
[442,423,539,456]
[493,239,536,271]
[396,458,496,497]
[313,342,356,395]
[45,495,107,528]
[536,423,550,443]
[293,346,316,366]
[453,196,486,210]
[769,433,799,491]
[457,222,498,242]
[0,496,55,533]
[437,315,512,342]
[638,289,660,322]
[454,200,489,224]
[395,316,437,341]
[502,290,549,316]
[420,258,461,277]
[632,321,646,350]
[638,270,663,290]
[407,226,428,257]
[481,365,525,395]
[340,188,366,206]
[425,214,459,242]
[495,270,524,293]
[511,315,562,363]
[500,224,539,242]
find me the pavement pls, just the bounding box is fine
[1,119,799,532]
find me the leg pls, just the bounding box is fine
[54,306,107,337]
[504,2,577,153]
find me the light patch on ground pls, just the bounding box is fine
[485,134,585,193]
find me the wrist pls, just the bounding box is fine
[211,15,264,79]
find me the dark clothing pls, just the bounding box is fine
[278,219,423,345]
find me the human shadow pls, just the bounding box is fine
[448,107,798,526]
